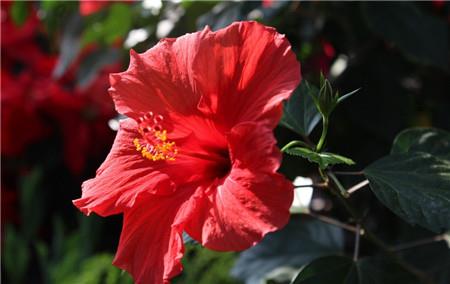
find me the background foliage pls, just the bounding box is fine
[2,1,449,284]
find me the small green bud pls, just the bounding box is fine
[311,75,339,118]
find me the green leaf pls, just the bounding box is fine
[399,236,450,284]
[285,147,355,169]
[292,255,419,284]
[20,167,45,239]
[281,81,321,136]
[3,225,30,284]
[10,1,29,26]
[391,127,450,159]
[176,245,239,284]
[104,4,132,44]
[81,3,132,46]
[364,152,450,232]
[232,218,343,284]
[363,2,449,70]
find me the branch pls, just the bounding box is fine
[295,182,328,189]
[353,224,361,261]
[347,179,370,195]
[306,211,361,233]
[391,235,446,252]
[332,171,364,176]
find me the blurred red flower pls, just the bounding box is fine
[0,69,50,156]
[44,63,119,174]
[74,21,300,283]
[79,0,110,16]
[79,0,133,16]
[1,1,118,172]
[303,39,336,76]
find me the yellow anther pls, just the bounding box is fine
[154,130,167,142]
[133,130,177,162]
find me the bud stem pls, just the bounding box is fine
[316,116,328,152]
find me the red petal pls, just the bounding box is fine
[186,170,293,251]
[109,34,204,119]
[73,119,176,216]
[227,122,282,173]
[194,21,301,128]
[73,118,218,216]
[113,186,202,284]
[185,123,293,251]
[110,21,300,129]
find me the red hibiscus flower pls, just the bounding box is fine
[74,21,300,283]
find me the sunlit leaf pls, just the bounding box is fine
[284,147,355,169]
[391,127,450,159]
[10,1,28,26]
[81,3,132,46]
[176,245,239,284]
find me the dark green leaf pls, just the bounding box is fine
[10,1,29,26]
[3,225,30,284]
[281,81,321,136]
[391,127,450,159]
[364,152,450,232]
[232,218,343,284]
[363,2,449,70]
[20,167,44,239]
[285,147,355,169]
[292,255,419,284]
[400,238,450,284]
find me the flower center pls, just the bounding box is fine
[133,112,178,161]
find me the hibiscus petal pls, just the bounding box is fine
[185,170,293,251]
[113,186,203,284]
[73,118,177,217]
[227,121,282,173]
[109,35,204,119]
[73,118,218,217]
[194,21,301,128]
[110,21,300,129]
[185,123,293,251]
